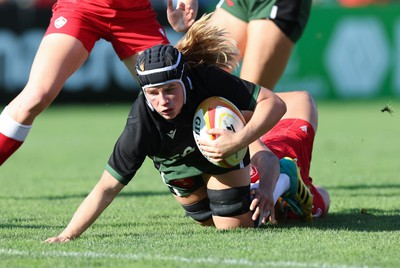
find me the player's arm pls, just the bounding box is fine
[238,87,286,149]
[44,170,125,243]
[248,139,279,225]
[167,0,198,32]
[200,87,286,161]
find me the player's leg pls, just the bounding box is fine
[259,91,328,221]
[172,184,214,226]
[166,175,213,226]
[276,91,318,132]
[209,7,248,63]
[212,0,311,90]
[245,0,312,90]
[205,166,254,229]
[313,185,330,218]
[8,34,88,124]
[123,54,140,79]
[241,19,293,90]
[261,91,317,182]
[210,2,292,90]
[0,34,89,165]
[264,91,330,220]
[279,157,313,221]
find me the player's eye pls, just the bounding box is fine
[165,87,174,93]
[146,89,158,96]
[165,84,179,94]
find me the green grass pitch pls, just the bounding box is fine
[1,99,399,268]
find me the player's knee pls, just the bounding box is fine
[181,198,212,223]
[207,185,251,217]
[14,89,54,121]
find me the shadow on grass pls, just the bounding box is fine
[270,208,400,232]
[0,190,170,201]
[2,211,399,235]
[0,222,58,229]
[327,183,400,190]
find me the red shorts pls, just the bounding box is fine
[45,0,169,60]
[260,119,327,218]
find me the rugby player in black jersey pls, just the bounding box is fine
[45,15,317,243]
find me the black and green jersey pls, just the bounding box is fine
[106,64,260,186]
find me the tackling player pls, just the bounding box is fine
[249,91,330,224]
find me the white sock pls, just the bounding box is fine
[250,173,290,205]
[272,174,290,203]
[0,106,32,141]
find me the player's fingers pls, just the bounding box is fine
[177,1,185,10]
[251,206,260,221]
[206,128,224,136]
[197,138,214,147]
[43,236,70,243]
[269,207,277,224]
[167,0,173,12]
[250,196,259,211]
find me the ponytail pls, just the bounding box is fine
[175,13,240,71]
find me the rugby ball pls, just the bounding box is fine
[193,96,247,168]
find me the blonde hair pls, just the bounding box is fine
[175,13,240,70]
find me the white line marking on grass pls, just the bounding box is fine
[0,248,378,268]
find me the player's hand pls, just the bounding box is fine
[198,128,242,161]
[250,187,276,226]
[43,236,72,243]
[167,0,197,32]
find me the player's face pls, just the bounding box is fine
[144,82,184,120]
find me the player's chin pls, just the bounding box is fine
[161,111,178,120]
[162,115,175,120]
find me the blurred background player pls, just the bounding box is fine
[209,0,312,90]
[0,0,198,166]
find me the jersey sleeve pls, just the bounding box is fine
[107,101,150,185]
[107,123,147,185]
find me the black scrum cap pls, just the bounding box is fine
[136,45,185,88]
[135,45,192,110]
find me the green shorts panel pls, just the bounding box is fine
[218,0,312,42]
[218,0,275,22]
